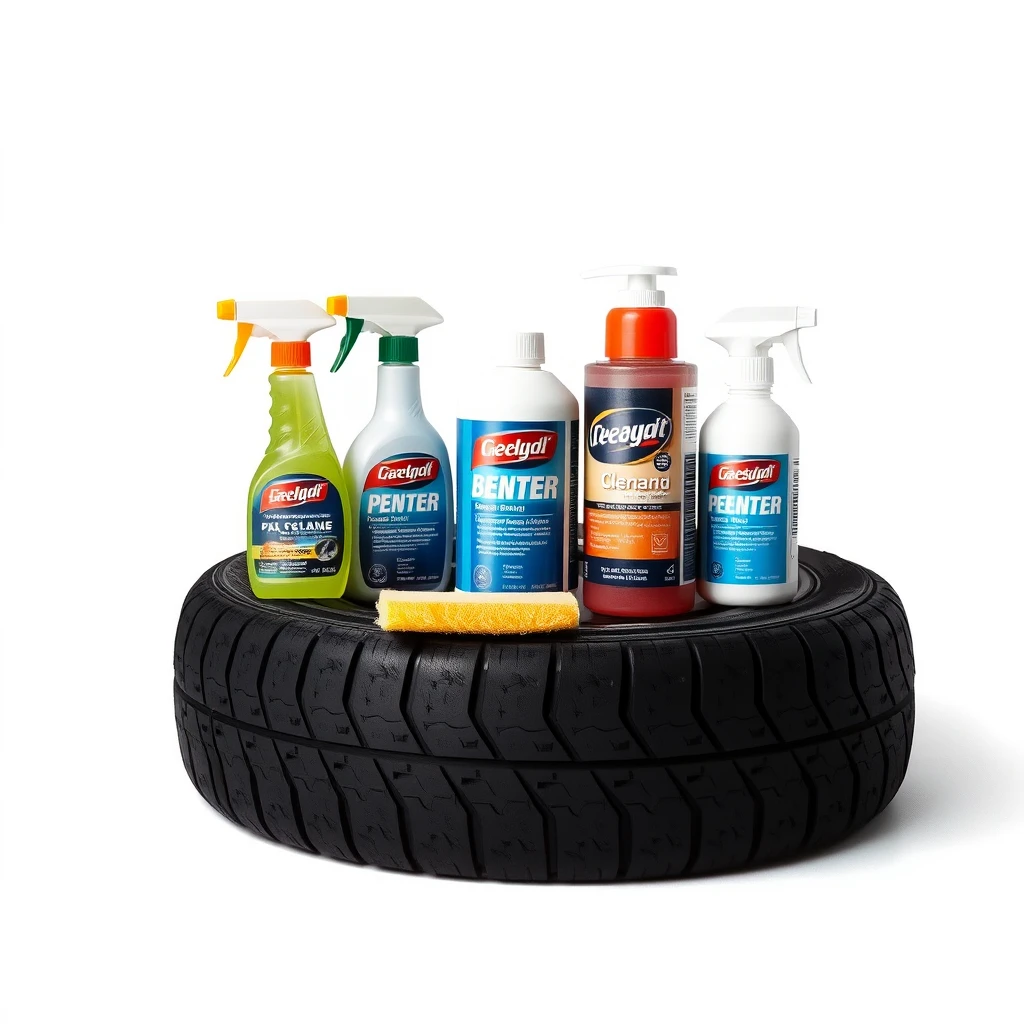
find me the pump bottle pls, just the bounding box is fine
[582,266,698,617]
[698,307,816,606]
[219,299,350,600]
[327,295,453,604]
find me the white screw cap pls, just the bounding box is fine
[511,331,545,366]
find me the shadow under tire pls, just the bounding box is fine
[174,547,914,882]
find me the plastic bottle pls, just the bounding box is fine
[698,307,817,606]
[456,332,579,593]
[326,295,453,604]
[219,299,350,599]
[581,266,698,618]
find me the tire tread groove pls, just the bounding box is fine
[439,764,486,878]
[375,757,422,873]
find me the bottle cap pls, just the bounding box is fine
[379,336,419,364]
[509,332,545,366]
[728,356,774,388]
[270,341,311,368]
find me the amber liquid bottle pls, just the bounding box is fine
[581,268,697,617]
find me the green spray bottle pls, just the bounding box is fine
[219,299,351,599]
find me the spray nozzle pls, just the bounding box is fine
[325,295,443,371]
[706,307,817,386]
[218,299,335,375]
[582,265,677,308]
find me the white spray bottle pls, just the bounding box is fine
[698,307,816,606]
[326,295,453,603]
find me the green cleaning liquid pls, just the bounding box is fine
[247,367,351,599]
[219,299,350,599]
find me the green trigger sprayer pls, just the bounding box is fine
[323,294,452,603]
[326,295,445,370]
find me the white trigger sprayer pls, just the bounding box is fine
[704,307,816,388]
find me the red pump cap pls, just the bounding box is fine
[583,266,679,359]
[606,307,677,359]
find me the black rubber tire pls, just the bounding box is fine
[174,548,914,882]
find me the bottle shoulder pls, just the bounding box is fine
[263,373,341,466]
[458,366,579,422]
[344,417,452,475]
[585,359,697,388]
[268,368,325,397]
[251,448,344,491]
[700,396,798,452]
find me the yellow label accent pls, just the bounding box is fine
[253,543,318,560]
[216,298,236,320]
[325,295,348,317]
[223,322,254,376]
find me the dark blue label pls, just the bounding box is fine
[700,454,789,585]
[359,452,447,589]
[252,474,343,579]
[456,419,571,592]
[583,385,697,588]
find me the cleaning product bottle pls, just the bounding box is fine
[698,307,817,606]
[456,333,579,594]
[219,299,350,600]
[326,295,453,604]
[581,266,698,617]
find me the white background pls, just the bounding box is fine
[2,1,1022,1020]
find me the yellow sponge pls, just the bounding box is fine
[376,589,579,635]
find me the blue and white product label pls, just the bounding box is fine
[359,453,448,589]
[700,454,790,585]
[568,419,579,590]
[456,419,568,592]
[252,474,344,579]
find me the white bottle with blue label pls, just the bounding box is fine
[698,307,817,606]
[328,296,453,604]
[456,333,579,594]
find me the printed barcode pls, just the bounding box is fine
[791,459,800,537]
[682,453,697,583]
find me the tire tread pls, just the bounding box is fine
[173,552,914,880]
